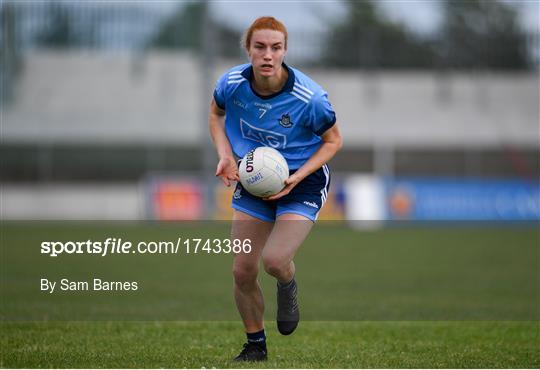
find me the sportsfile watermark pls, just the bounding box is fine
[2,220,539,321]
[41,237,252,257]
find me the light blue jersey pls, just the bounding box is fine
[213,63,336,170]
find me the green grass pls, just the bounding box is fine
[2,321,539,368]
[1,222,539,367]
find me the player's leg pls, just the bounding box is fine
[262,213,313,335]
[261,213,313,283]
[232,209,273,332]
[231,209,273,361]
[262,164,331,335]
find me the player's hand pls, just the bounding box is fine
[264,173,302,201]
[215,157,239,187]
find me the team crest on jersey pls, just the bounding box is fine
[278,114,293,128]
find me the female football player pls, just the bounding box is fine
[209,16,342,362]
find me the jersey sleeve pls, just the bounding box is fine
[213,73,228,110]
[307,91,337,136]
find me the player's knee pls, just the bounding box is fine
[232,265,258,288]
[262,255,286,278]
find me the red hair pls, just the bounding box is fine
[244,16,288,50]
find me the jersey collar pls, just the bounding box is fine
[241,63,295,100]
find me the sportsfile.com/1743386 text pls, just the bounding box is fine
[40,238,253,257]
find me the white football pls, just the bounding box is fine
[239,147,289,197]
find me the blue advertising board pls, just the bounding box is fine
[384,178,540,221]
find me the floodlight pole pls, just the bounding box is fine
[374,141,394,179]
[1,2,16,105]
[200,0,216,220]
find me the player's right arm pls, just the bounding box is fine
[209,98,239,187]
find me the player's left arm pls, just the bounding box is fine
[265,124,343,201]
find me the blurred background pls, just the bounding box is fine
[1,0,539,223]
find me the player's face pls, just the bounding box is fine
[248,29,287,78]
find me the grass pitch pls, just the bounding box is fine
[1,222,539,367]
[2,321,539,368]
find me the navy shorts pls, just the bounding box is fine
[231,164,331,222]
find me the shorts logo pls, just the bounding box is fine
[240,119,287,149]
[233,188,242,200]
[279,114,293,128]
[303,201,319,209]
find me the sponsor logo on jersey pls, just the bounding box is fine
[254,102,272,110]
[303,201,319,209]
[233,188,242,200]
[279,113,293,128]
[240,119,287,149]
[234,99,248,110]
